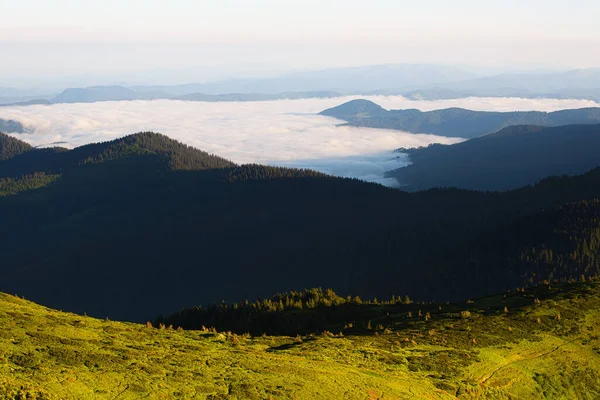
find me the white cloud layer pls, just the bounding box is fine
[1,96,597,186]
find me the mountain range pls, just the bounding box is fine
[320,99,600,138]
[3,64,600,106]
[50,87,343,104]
[1,129,600,322]
[401,68,600,101]
[322,100,600,191]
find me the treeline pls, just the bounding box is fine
[156,288,414,336]
[226,164,330,182]
[517,199,600,283]
[78,132,236,171]
[157,198,600,335]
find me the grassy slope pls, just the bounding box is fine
[2,281,600,399]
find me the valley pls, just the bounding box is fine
[4,1,600,398]
[1,131,600,323]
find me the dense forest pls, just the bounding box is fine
[0,172,60,196]
[157,287,420,336]
[387,124,600,191]
[1,131,600,323]
[0,132,32,160]
[320,99,600,138]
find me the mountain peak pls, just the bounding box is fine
[0,132,237,179]
[70,131,238,171]
[320,99,386,118]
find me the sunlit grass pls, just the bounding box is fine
[2,281,600,399]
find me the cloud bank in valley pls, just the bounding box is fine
[1,96,597,186]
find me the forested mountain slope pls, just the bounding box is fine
[1,132,600,322]
[0,133,32,161]
[388,124,600,191]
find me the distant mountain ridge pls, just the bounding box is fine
[47,86,344,104]
[441,68,600,92]
[51,86,169,103]
[402,87,600,103]
[4,65,600,105]
[0,99,52,107]
[398,68,600,101]
[387,123,600,191]
[177,91,340,102]
[320,99,600,138]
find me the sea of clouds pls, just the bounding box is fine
[1,95,597,186]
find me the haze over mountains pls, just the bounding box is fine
[50,86,343,104]
[3,64,600,105]
[403,68,600,101]
[0,64,474,104]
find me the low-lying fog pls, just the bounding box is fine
[2,96,597,186]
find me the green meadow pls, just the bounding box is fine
[2,280,600,399]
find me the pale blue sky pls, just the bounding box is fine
[1,0,599,87]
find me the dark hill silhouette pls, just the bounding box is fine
[1,132,600,322]
[320,100,600,138]
[322,99,387,116]
[0,132,235,178]
[388,124,600,191]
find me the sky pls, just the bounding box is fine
[1,0,599,88]
[3,96,597,186]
